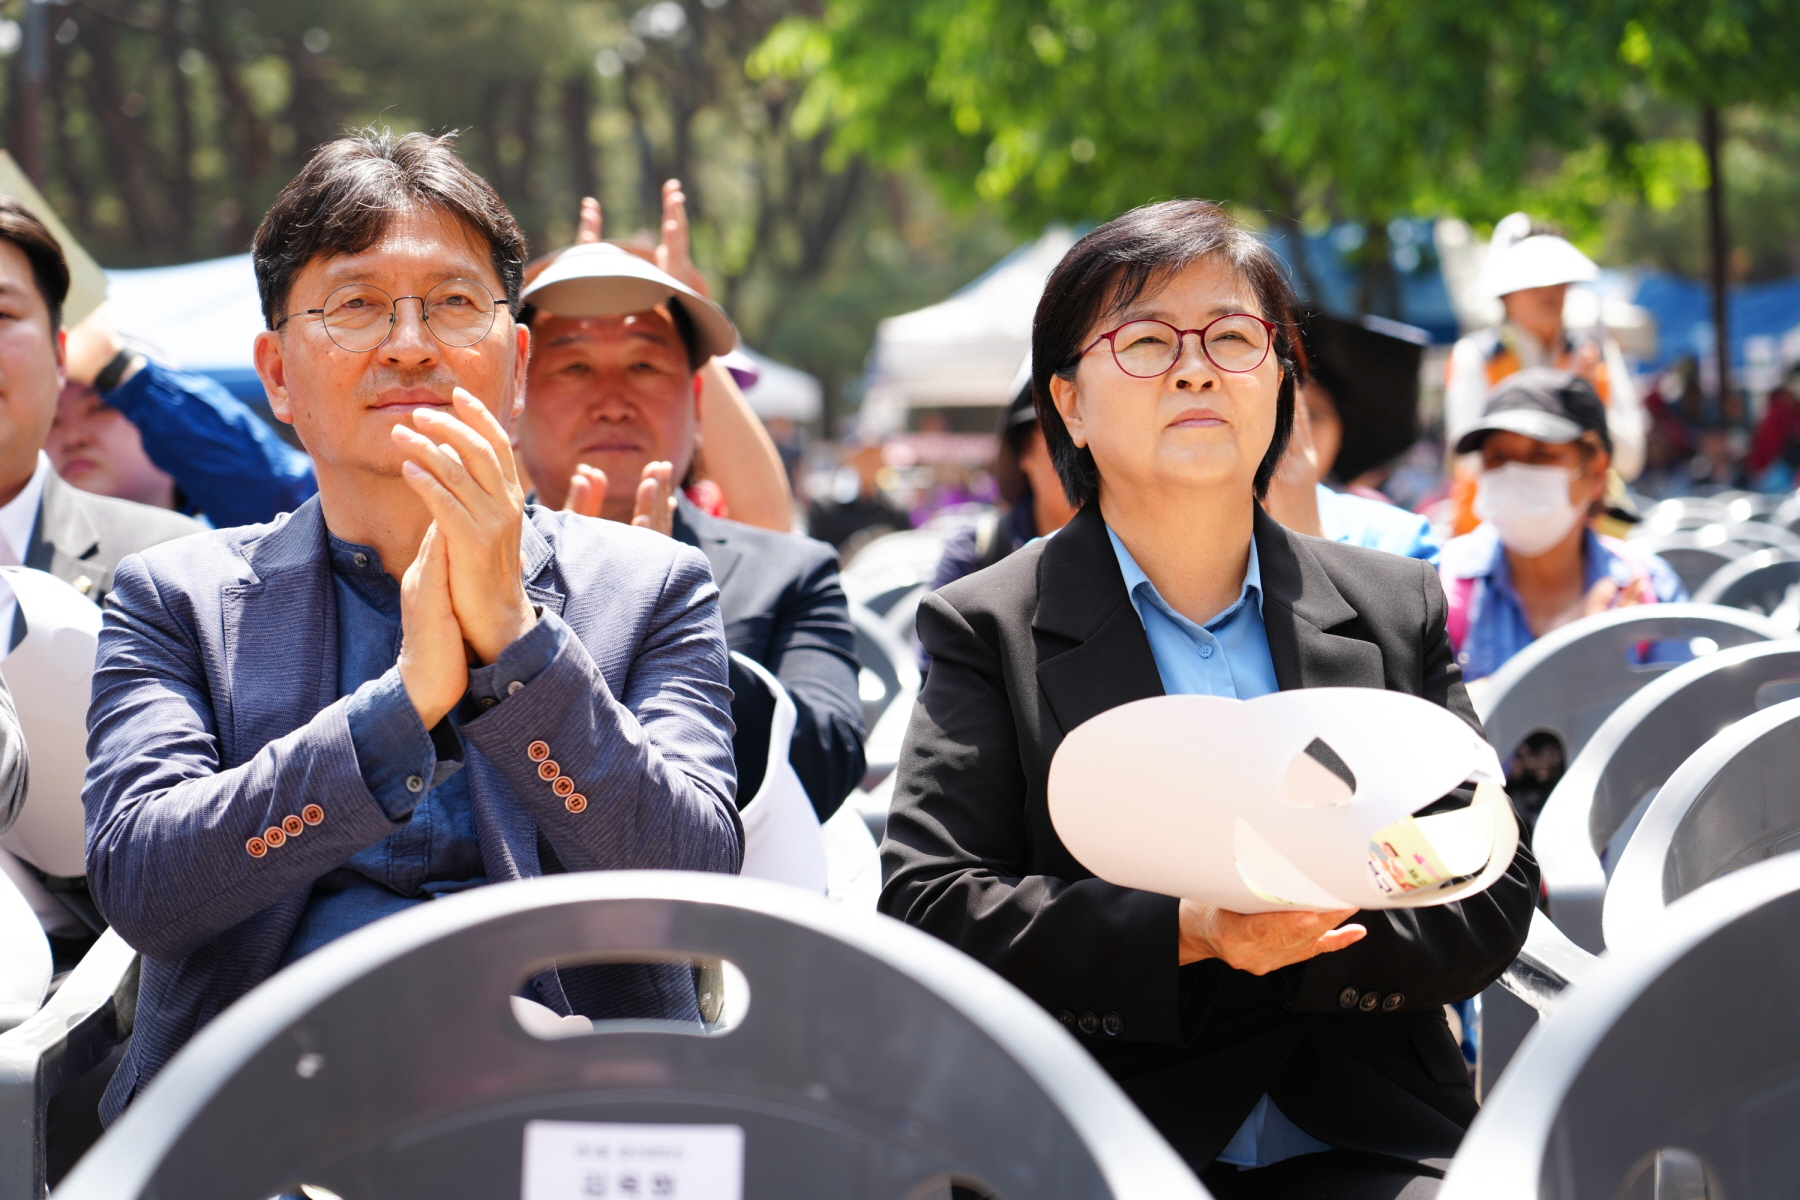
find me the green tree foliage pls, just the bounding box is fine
[754,0,1800,254]
[0,0,1014,419]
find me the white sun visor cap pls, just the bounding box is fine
[1477,211,1598,299]
[520,243,737,360]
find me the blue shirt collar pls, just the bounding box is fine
[1106,524,1264,631]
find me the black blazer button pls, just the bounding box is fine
[1056,1009,1076,1030]
[1077,1011,1099,1035]
[1382,993,1405,1011]
[1338,987,1359,1010]
[1102,1012,1124,1036]
[1359,992,1381,1012]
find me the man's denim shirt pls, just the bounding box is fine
[282,533,561,963]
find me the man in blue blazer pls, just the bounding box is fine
[82,130,741,1123]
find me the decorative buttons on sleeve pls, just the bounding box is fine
[248,809,324,858]
[1382,993,1405,1011]
[1338,987,1359,1010]
[528,742,588,814]
[1358,992,1380,1012]
[405,774,425,794]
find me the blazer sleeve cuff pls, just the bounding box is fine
[469,611,566,707]
[345,668,463,821]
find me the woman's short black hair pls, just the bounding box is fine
[1030,199,1302,507]
[254,128,526,329]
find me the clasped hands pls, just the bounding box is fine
[1177,899,1366,974]
[392,388,538,728]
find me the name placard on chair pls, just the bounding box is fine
[521,1120,744,1200]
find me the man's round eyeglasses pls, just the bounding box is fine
[1082,314,1278,377]
[275,279,501,354]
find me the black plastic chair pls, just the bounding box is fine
[54,872,1207,1200]
[1603,695,1800,954]
[1692,547,1800,623]
[1533,639,1800,952]
[1442,855,1800,1200]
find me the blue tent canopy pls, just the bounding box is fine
[1627,271,1800,374]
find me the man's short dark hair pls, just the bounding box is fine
[1030,199,1302,507]
[0,198,71,332]
[253,128,527,330]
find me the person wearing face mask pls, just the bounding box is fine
[1438,368,1684,685]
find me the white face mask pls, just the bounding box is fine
[1474,462,1582,556]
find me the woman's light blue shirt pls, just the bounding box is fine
[1105,525,1331,1168]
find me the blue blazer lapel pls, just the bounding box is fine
[219,499,338,762]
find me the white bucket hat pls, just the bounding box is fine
[1477,212,1598,299]
[520,243,737,360]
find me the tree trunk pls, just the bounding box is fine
[7,0,52,184]
[161,0,195,258]
[1701,102,1733,419]
[561,74,598,208]
[1357,220,1399,319]
[194,0,270,251]
[76,8,172,259]
[49,35,95,235]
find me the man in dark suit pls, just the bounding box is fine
[516,242,865,821]
[0,198,198,645]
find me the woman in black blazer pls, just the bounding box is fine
[881,201,1537,1200]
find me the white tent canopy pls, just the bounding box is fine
[105,253,266,373]
[738,348,821,422]
[101,253,822,418]
[864,227,1076,421]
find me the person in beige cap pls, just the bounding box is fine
[519,183,791,532]
[515,187,866,822]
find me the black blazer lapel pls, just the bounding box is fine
[672,498,744,599]
[1031,505,1164,737]
[1254,506,1386,691]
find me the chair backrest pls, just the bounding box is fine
[1717,520,1800,551]
[0,568,101,878]
[1633,497,1728,538]
[56,873,1207,1200]
[1474,604,1779,767]
[1603,695,1800,953]
[1632,532,1753,595]
[850,601,921,790]
[729,653,828,894]
[1532,639,1800,951]
[1690,547,1800,616]
[1440,855,1800,1200]
[0,867,49,1034]
[1774,494,1800,536]
[1720,493,1787,523]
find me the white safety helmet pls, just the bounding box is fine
[1477,212,1598,300]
